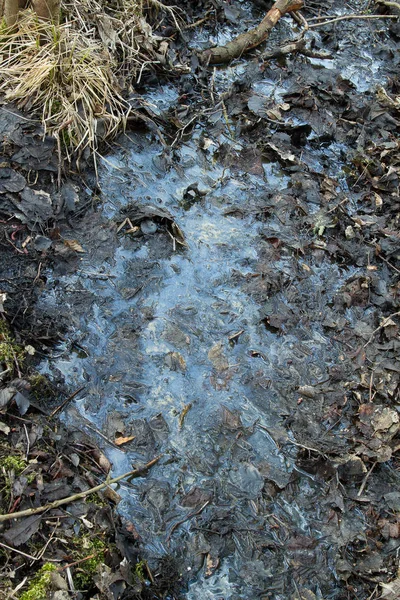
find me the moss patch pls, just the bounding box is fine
[0,452,27,507]
[29,373,54,402]
[19,563,57,600]
[0,320,25,375]
[71,535,107,590]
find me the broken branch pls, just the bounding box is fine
[200,0,303,65]
[0,456,161,523]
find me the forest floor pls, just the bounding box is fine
[1,1,400,599]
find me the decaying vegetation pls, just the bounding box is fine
[0,0,179,158]
[1,0,400,598]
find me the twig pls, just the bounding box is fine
[308,14,398,28]
[0,367,11,379]
[32,262,42,287]
[0,456,161,523]
[376,251,400,275]
[144,560,155,585]
[66,567,75,593]
[33,520,60,563]
[376,0,400,9]
[291,9,309,30]
[200,0,304,64]
[184,9,213,29]
[8,576,28,600]
[166,500,210,542]
[257,423,328,456]
[369,371,374,403]
[23,424,30,461]
[57,552,99,571]
[363,311,400,349]
[0,541,38,561]
[82,421,120,449]
[284,438,328,457]
[50,386,86,418]
[357,461,377,497]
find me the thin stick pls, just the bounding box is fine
[284,438,327,457]
[23,424,30,461]
[33,520,60,563]
[0,456,161,523]
[376,0,400,9]
[308,14,398,28]
[50,386,86,418]
[0,541,38,560]
[363,311,400,349]
[9,576,28,599]
[57,552,99,571]
[165,500,210,543]
[376,252,400,275]
[357,461,377,497]
[82,421,121,449]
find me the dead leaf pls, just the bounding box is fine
[199,138,215,150]
[208,342,229,372]
[221,406,242,430]
[381,573,400,599]
[92,448,111,473]
[64,239,85,253]
[379,519,400,539]
[102,486,121,504]
[164,352,186,372]
[205,554,219,578]
[266,108,282,121]
[115,435,135,446]
[0,292,6,313]
[0,421,10,434]
[372,407,399,439]
[0,387,16,409]
[179,403,192,430]
[266,141,296,163]
[3,515,41,546]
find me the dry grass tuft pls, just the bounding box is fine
[0,11,131,158]
[0,0,180,158]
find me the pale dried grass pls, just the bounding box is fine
[0,0,179,157]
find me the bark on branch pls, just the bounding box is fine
[200,0,304,65]
[0,455,161,523]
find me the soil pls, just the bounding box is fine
[1,1,400,599]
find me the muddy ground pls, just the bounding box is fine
[1,1,400,599]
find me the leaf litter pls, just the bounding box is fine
[1,0,400,598]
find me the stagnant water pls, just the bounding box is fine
[37,4,397,598]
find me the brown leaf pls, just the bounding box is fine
[208,342,229,372]
[102,486,122,504]
[64,239,85,253]
[114,435,135,446]
[164,352,186,372]
[205,554,219,578]
[92,448,111,473]
[221,406,242,430]
[381,574,400,599]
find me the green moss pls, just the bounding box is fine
[29,373,54,402]
[0,320,25,374]
[72,535,107,590]
[1,454,26,475]
[0,453,27,508]
[19,563,57,600]
[133,560,146,582]
[92,492,108,508]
